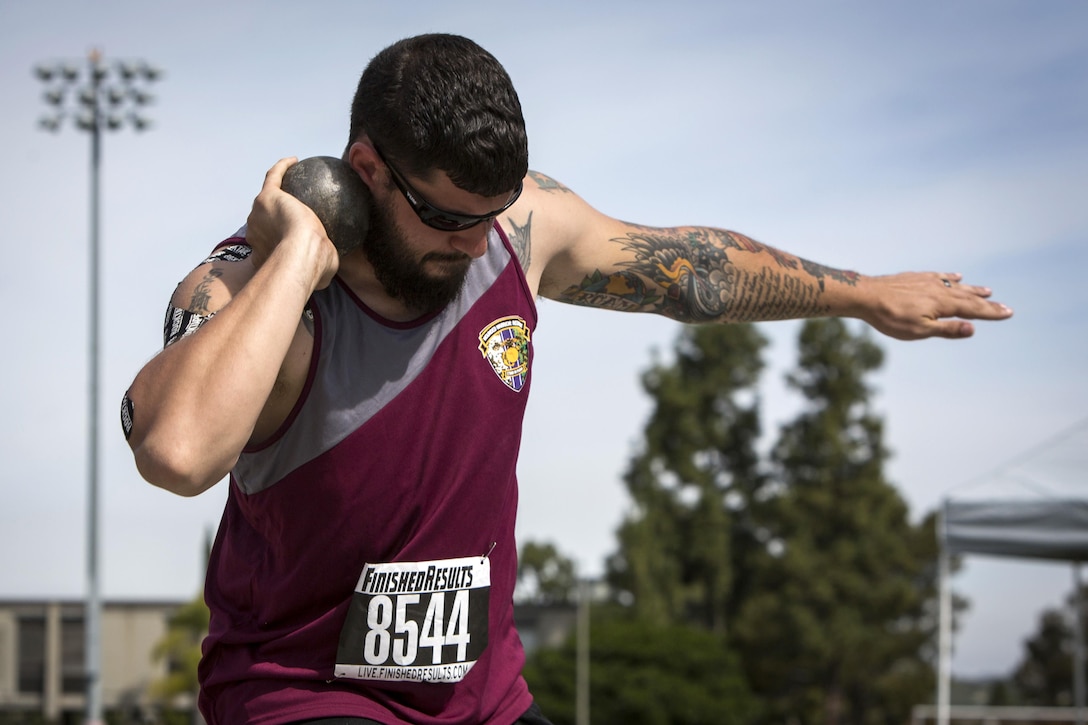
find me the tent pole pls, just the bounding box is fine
[938,504,952,725]
[1074,562,1085,725]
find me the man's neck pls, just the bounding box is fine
[335,252,424,323]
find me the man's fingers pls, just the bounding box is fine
[978,300,1015,320]
[262,157,299,191]
[868,270,1012,341]
[938,273,1013,320]
[958,283,993,299]
[948,298,1014,321]
[929,319,976,339]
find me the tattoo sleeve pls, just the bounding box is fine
[556,227,858,324]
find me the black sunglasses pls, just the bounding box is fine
[373,143,523,232]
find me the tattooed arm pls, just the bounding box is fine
[547,226,858,323]
[124,158,337,496]
[503,171,1012,339]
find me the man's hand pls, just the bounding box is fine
[246,157,341,290]
[856,271,1014,340]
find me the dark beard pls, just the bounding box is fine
[362,201,472,314]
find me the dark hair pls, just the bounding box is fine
[347,34,528,197]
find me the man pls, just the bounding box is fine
[122,33,1011,725]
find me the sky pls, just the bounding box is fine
[1,0,1086,682]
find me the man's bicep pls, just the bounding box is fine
[507,172,642,303]
[537,231,646,310]
[511,171,721,318]
[536,211,669,314]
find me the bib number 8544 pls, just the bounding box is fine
[335,555,490,682]
[363,590,472,666]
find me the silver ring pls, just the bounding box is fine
[942,278,952,288]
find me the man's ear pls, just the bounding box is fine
[346,139,381,191]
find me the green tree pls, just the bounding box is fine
[1012,585,1088,706]
[734,318,938,725]
[517,540,579,605]
[523,606,758,725]
[150,527,213,721]
[149,593,209,702]
[606,323,768,632]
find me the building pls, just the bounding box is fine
[512,603,578,655]
[0,598,575,723]
[0,598,196,723]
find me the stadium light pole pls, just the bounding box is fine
[576,578,591,725]
[35,48,161,725]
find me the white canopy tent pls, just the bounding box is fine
[937,498,1088,725]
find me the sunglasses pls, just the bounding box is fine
[373,143,523,232]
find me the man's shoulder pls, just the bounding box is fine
[496,171,584,293]
[169,230,256,314]
[200,236,252,266]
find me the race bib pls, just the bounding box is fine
[335,556,490,683]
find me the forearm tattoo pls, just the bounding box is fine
[558,227,858,324]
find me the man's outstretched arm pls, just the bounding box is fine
[506,171,1012,339]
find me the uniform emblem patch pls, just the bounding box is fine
[478,316,531,392]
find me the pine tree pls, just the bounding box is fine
[523,607,758,725]
[606,323,768,632]
[516,540,579,605]
[1013,584,1088,706]
[734,318,937,725]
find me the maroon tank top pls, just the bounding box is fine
[198,223,537,725]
